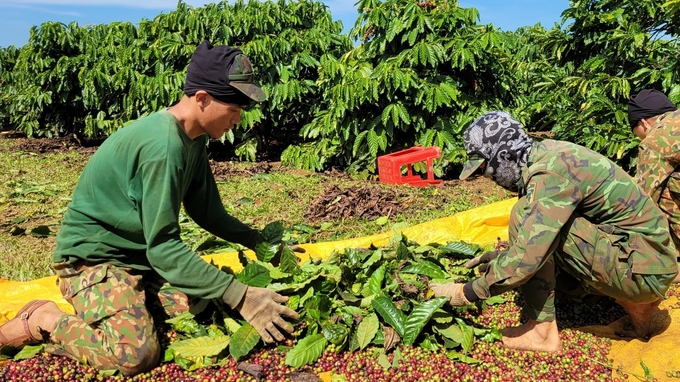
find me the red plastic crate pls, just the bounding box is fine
[377,146,442,187]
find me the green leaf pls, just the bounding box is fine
[401,260,447,279]
[440,242,479,257]
[640,360,653,379]
[168,335,230,358]
[436,324,464,343]
[261,221,285,243]
[447,351,482,364]
[396,242,411,260]
[368,264,387,295]
[279,246,301,275]
[356,313,379,350]
[305,294,332,322]
[456,318,475,354]
[287,294,301,310]
[392,347,404,368]
[30,225,51,237]
[223,318,241,335]
[285,334,327,368]
[229,324,260,360]
[474,328,502,343]
[367,129,380,156]
[378,352,391,369]
[13,344,44,360]
[166,312,200,335]
[371,295,406,337]
[362,249,382,269]
[236,197,253,206]
[269,267,291,280]
[402,297,448,346]
[375,216,389,226]
[484,295,507,305]
[323,324,350,346]
[255,241,278,263]
[237,262,272,287]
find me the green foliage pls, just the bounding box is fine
[285,334,328,367]
[283,0,513,173]
[229,323,261,360]
[167,335,230,358]
[12,345,44,360]
[4,0,680,173]
[1,0,352,162]
[508,0,680,171]
[164,235,499,370]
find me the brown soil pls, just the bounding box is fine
[4,136,509,214]
[447,176,512,205]
[10,136,102,155]
[210,161,281,180]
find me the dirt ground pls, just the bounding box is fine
[7,136,509,222]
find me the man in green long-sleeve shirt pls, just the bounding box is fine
[0,41,298,375]
[431,111,677,352]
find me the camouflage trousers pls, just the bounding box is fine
[510,198,677,322]
[46,262,202,376]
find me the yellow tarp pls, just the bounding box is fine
[580,296,680,381]
[1,196,678,380]
[0,198,514,325]
[203,197,516,273]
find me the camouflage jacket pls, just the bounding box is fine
[635,110,680,249]
[471,139,677,299]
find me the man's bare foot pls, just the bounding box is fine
[615,299,661,339]
[500,319,562,352]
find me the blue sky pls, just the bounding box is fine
[0,0,570,48]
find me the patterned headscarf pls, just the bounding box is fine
[460,111,534,192]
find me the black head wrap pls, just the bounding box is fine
[184,41,266,106]
[627,89,677,128]
[460,111,534,192]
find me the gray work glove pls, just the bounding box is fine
[463,250,501,273]
[430,283,471,306]
[232,285,300,343]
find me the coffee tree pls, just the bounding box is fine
[510,0,680,170]
[281,0,515,174]
[2,0,352,161]
[0,45,18,131]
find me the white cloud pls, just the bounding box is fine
[2,0,359,15]
[1,0,207,9]
[1,3,82,16]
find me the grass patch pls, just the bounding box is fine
[0,139,510,281]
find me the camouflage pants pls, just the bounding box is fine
[46,262,201,376]
[510,198,676,322]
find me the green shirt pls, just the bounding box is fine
[54,110,258,299]
[471,139,677,299]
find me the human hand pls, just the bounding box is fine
[235,286,300,343]
[463,250,501,272]
[430,283,471,306]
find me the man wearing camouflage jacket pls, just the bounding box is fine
[431,111,678,352]
[628,90,680,282]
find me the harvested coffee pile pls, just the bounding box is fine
[305,185,402,222]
